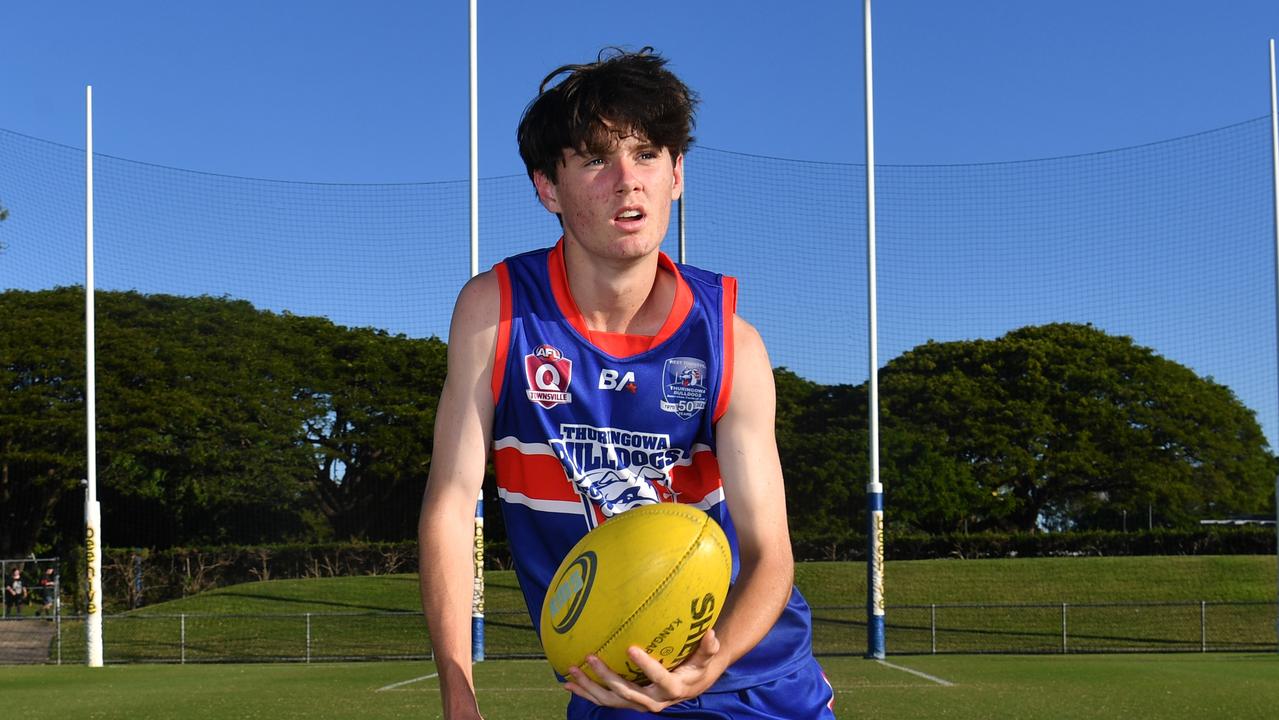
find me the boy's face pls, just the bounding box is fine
[533,132,683,263]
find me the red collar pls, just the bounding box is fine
[547,239,693,357]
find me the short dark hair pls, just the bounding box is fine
[517,47,699,185]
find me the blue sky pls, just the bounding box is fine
[2,1,1276,180]
[2,1,1279,443]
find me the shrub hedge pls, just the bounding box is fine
[793,526,1276,561]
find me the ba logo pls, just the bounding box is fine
[526,344,573,409]
[598,369,638,393]
[660,357,709,419]
[547,551,597,634]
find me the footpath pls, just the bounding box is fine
[0,618,56,664]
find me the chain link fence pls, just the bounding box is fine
[813,601,1277,655]
[4,601,1273,665]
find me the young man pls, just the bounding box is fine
[419,49,835,719]
[36,567,57,617]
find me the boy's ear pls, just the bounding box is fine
[533,170,561,214]
[671,153,685,201]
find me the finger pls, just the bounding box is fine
[642,630,723,702]
[569,658,649,709]
[622,649,681,703]
[565,664,616,706]
[585,655,646,695]
[563,680,590,702]
[585,655,670,712]
[687,628,721,664]
[624,644,674,683]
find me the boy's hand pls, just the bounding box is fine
[563,629,723,712]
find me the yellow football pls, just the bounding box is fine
[539,503,732,685]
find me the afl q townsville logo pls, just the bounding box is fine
[526,344,574,409]
[547,551,598,634]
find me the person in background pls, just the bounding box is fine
[4,567,27,616]
[36,567,57,618]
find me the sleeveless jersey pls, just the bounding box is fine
[491,240,817,691]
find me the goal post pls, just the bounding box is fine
[84,84,104,668]
[862,0,886,660]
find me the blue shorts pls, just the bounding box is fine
[567,656,836,719]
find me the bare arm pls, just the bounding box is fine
[419,271,499,720]
[567,315,794,710]
[696,314,795,668]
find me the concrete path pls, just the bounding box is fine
[0,618,56,664]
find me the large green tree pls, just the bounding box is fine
[0,288,86,557]
[879,323,1276,532]
[0,288,447,554]
[94,292,323,547]
[6,292,1272,554]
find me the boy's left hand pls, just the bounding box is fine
[564,629,723,712]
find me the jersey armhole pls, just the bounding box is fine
[713,275,738,422]
[491,262,513,405]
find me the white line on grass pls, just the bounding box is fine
[376,672,439,692]
[876,659,955,687]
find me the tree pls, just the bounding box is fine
[0,288,449,554]
[879,424,985,534]
[93,291,324,547]
[878,323,1276,532]
[773,368,866,541]
[296,319,446,541]
[0,288,86,558]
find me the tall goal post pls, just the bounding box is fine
[862,0,886,660]
[84,84,104,668]
[468,0,485,664]
[1267,37,1279,654]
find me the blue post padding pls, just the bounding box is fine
[867,488,886,658]
[867,616,886,659]
[867,491,884,512]
[472,616,485,662]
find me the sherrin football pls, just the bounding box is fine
[539,502,732,685]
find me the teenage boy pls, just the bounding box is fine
[420,49,835,720]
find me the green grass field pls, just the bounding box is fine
[43,556,1277,662]
[135,555,1279,613]
[3,653,1277,719]
[5,556,1278,717]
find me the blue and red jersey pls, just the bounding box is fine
[490,239,817,691]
